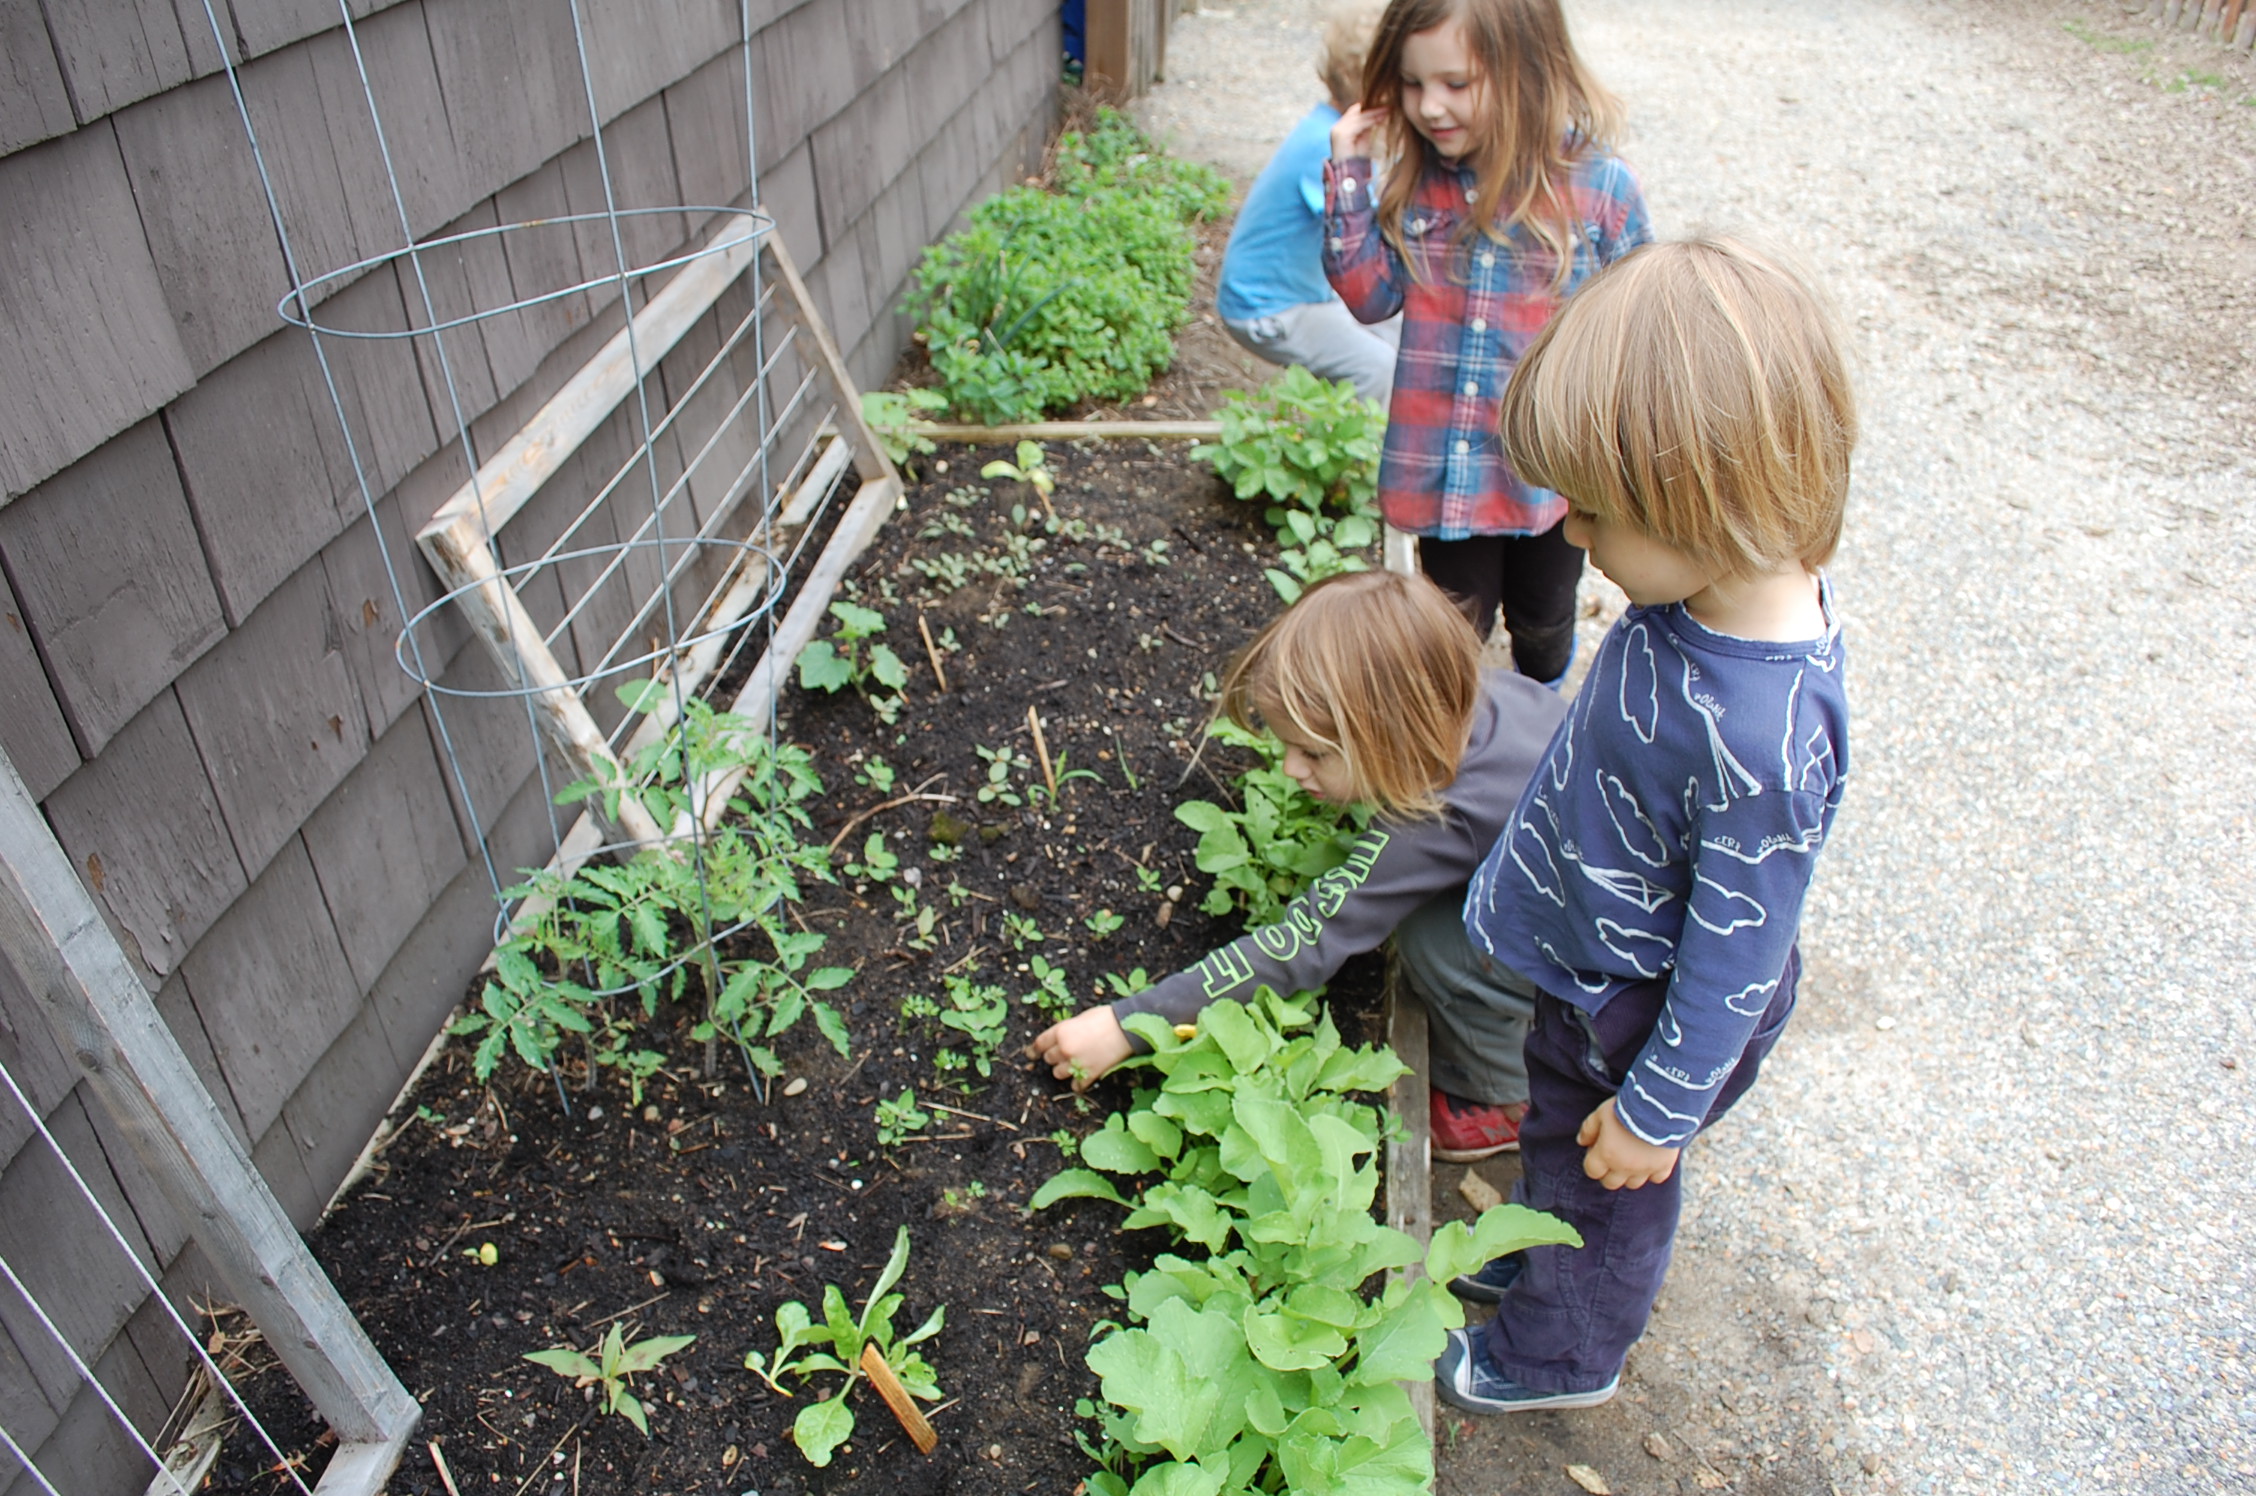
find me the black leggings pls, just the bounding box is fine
[1418,522,1584,681]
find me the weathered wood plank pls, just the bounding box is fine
[576,0,743,126]
[0,1316,62,1474]
[0,948,81,1170]
[173,563,371,882]
[421,0,587,227]
[811,65,918,251]
[366,860,508,1076]
[662,49,754,228]
[0,419,227,757]
[557,94,690,293]
[42,691,247,979]
[0,571,79,801]
[0,0,79,155]
[320,488,466,742]
[492,162,598,384]
[276,1001,405,1210]
[8,1330,177,1496]
[178,837,362,1142]
[0,124,195,501]
[762,232,899,483]
[303,709,467,992]
[40,0,196,123]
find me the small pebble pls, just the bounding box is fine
[1048,1243,1075,1260]
[782,1077,809,1097]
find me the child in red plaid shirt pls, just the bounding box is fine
[1324,0,1650,683]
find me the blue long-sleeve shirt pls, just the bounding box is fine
[1465,581,1850,1146]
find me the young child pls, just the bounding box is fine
[1215,1,1401,404]
[1438,237,1857,1412]
[1026,569,1565,1161]
[1324,0,1651,682]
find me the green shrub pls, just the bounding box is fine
[1195,367,1386,601]
[911,111,1228,424]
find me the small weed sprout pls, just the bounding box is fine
[1020,955,1073,1020]
[1001,910,1045,951]
[523,1324,696,1438]
[796,601,910,720]
[981,440,1057,518]
[875,1088,933,1146]
[1084,909,1125,940]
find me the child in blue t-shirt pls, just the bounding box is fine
[1215,2,1400,403]
[1438,238,1858,1414]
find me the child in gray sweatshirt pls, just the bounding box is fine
[1027,568,1564,1159]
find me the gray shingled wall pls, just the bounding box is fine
[0,1,1060,1488]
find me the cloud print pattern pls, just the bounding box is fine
[1465,580,1849,1146]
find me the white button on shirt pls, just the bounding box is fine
[1455,440,1470,455]
[1471,317,1488,332]
[1480,251,1495,268]
[1464,381,1478,395]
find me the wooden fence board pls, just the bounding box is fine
[302,710,468,992]
[173,564,371,881]
[0,952,80,1169]
[42,691,247,979]
[179,839,362,1141]
[0,571,79,801]
[0,419,227,758]
[0,125,195,501]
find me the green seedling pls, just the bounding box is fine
[937,974,1011,1079]
[524,1324,696,1438]
[743,1226,944,1468]
[844,831,899,883]
[1020,954,1073,1020]
[1175,719,1367,926]
[853,756,897,793]
[796,601,909,720]
[974,743,1028,807]
[875,1088,933,1147]
[1101,968,1154,1000]
[981,440,1058,518]
[1085,908,1125,940]
[1001,910,1044,951]
[1132,865,1164,896]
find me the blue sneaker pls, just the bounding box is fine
[1447,1251,1524,1304]
[1435,1326,1619,1414]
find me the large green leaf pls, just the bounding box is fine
[1425,1203,1584,1285]
[1344,1280,1451,1387]
[1243,1304,1348,1371]
[1082,1116,1163,1174]
[1126,1462,1227,1496]
[793,1396,855,1467]
[1030,1168,1129,1210]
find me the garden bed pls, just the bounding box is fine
[209,429,1390,1496]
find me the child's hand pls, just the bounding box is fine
[1576,1098,1681,1190]
[1330,103,1388,161]
[1027,1006,1132,1091]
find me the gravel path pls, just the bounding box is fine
[1139,2,2256,1492]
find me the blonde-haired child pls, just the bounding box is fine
[1441,238,1856,1413]
[1325,0,1651,681]
[1215,1,1402,403]
[1029,569,1562,1159]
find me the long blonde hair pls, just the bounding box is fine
[1501,239,1858,580]
[1216,570,1480,820]
[1362,0,1622,287]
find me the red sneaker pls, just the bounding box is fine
[1431,1090,1527,1163]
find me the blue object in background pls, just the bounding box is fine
[1063,0,1085,64]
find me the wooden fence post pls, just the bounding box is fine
[0,747,418,1492]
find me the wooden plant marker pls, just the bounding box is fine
[858,1342,938,1454]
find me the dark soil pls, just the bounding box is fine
[209,420,1387,1496]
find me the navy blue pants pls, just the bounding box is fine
[1482,948,1800,1392]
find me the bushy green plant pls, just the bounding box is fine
[1175,721,1369,927]
[796,601,909,720]
[861,388,948,467]
[910,112,1227,423]
[1035,989,1579,1496]
[1195,367,1386,602]
[453,694,852,1092]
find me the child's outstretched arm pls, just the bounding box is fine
[1027,1006,1133,1092]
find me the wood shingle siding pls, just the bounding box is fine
[0,124,196,498]
[0,419,227,759]
[0,574,79,801]
[0,2,78,155]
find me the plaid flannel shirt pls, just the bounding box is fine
[1323,148,1651,538]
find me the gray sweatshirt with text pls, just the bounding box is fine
[1113,671,1567,1032]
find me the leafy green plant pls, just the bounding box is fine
[1195,366,1385,516]
[1102,968,1155,1000]
[936,973,1011,1079]
[1021,954,1074,1021]
[1085,908,1125,940]
[909,111,1227,423]
[1176,720,1369,927]
[843,830,899,883]
[743,1226,944,1468]
[1001,910,1045,951]
[875,1088,933,1147]
[453,696,852,1092]
[861,388,948,467]
[796,601,909,720]
[524,1324,696,1437]
[975,743,1029,807]
[1036,989,1579,1496]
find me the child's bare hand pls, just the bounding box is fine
[1577,1098,1681,1190]
[1330,103,1388,161]
[1027,1006,1131,1091]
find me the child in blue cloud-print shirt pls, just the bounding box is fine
[1437,238,1858,1415]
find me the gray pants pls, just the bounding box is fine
[1392,889,1538,1107]
[1223,298,1403,406]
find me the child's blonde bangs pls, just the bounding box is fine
[1502,238,1857,580]
[1318,0,1388,106]
[1219,570,1480,820]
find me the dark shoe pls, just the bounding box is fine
[1431,1090,1525,1163]
[1435,1326,1619,1414]
[1448,1251,1525,1304]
